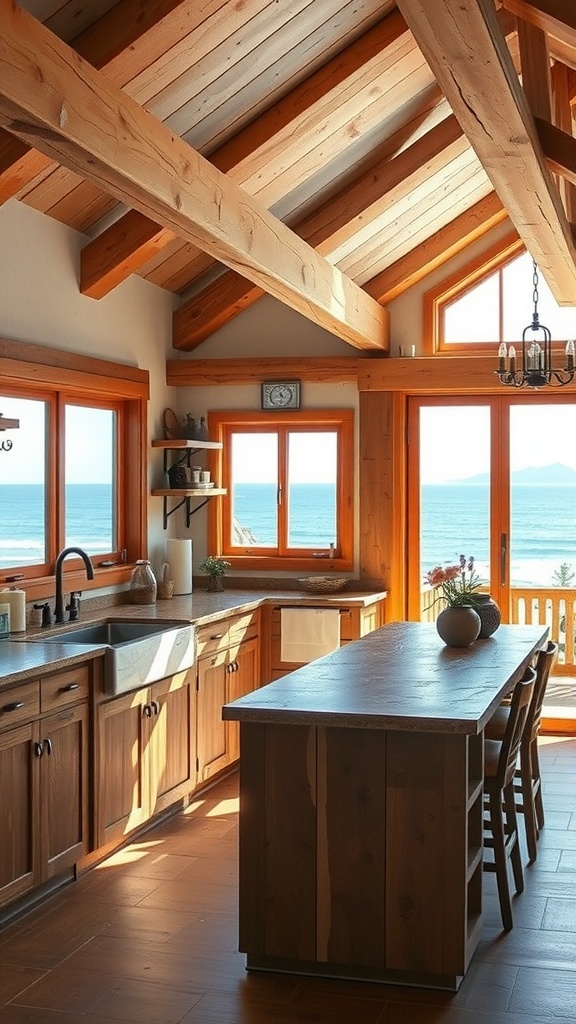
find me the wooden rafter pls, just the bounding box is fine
[396,0,576,304]
[174,114,466,349]
[536,119,576,188]
[81,9,412,299]
[501,1,576,48]
[0,2,387,351]
[364,193,509,305]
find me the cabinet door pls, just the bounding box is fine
[97,688,150,846]
[196,651,229,782]
[40,704,90,880]
[149,670,195,817]
[226,636,260,764]
[0,722,39,908]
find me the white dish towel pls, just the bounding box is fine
[280,607,340,663]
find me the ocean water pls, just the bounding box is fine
[0,484,113,568]
[2,481,575,587]
[232,482,336,547]
[421,483,576,587]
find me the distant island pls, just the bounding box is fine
[447,462,576,485]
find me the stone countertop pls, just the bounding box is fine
[222,621,549,735]
[0,587,387,689]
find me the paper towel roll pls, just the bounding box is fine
[1,588,26,632]
[166,539,193,595]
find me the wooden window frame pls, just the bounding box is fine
[0,339,149,601]
[423,232,524,354]
[207,409,354,572]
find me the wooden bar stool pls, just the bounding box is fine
[483,665,536,932]
[485,641,557,862]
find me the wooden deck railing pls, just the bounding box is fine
[421,587,576,674]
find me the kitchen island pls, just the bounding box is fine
[223,621,549,991]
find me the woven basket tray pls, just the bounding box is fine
[298,576,348,594]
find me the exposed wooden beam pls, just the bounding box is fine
[166,357,362,387]
[364,193,509,305]
[174,115,465,349]
[81,212,176,299]
[517,18,552,121]
[552,63,576,221]
[0,2,387,351]
[536,118,576,188]
[81,9,412,298]
[501,1,576,48]
[0,0,217,204]
[358,353,576,393]
[396,0,576,304]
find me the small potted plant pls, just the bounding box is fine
[425,554,484,647]
[199,555,231,593]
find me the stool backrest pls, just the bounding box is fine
[496,665,537,789]
[526,641,558,746]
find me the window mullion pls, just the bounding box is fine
[277,427,288,556]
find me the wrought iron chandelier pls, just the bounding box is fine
[496,259,575,388]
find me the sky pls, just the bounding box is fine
[420,404,576,484]
[0,396,113,484]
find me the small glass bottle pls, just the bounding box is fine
[129,559,157,604]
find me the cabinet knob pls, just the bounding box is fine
[210,633,225,640]
[151,700,160,715]
[43,738,53,756]
[34,742,43,759]
[3,701,24,713]
[59,682,79,693]
[143,704,152,717]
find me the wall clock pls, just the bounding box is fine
[261,380,301,410]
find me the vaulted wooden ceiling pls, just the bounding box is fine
[0,0,575,354]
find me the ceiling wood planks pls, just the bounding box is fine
[173,114,469,349]
[0,0,388,351]
[396,0,576,304]
[80,8,415,299]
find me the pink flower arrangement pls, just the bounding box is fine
[425,555,483,608]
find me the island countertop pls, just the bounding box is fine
[223,620,549,734]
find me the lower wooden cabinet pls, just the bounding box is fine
[196,634,260,781]
[96,668,196,848]
[0,669,90,911]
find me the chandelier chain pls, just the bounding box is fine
[532,260,539,322]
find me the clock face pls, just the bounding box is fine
[262,381,300,409]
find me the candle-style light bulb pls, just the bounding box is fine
[498,342,507,373]
[527,342,541,371]
[566,339,575,372]
[508,345,516,374]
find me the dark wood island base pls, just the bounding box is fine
[224,622,549,991]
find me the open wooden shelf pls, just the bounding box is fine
[151,439,222,450]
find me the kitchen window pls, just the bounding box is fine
[208,410,354,571]
[0,341,148,597]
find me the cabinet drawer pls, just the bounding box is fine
[195,618,231,658]
[196,610,260,657]
[0,680,40,728]
[41,664,90,713]
[228,610,260,647]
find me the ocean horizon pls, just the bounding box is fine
[2,481,576,587]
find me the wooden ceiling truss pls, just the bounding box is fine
[0,0,576,350]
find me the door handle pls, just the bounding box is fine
[500,532,507,587]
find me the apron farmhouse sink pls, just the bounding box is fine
[34,619,195,695]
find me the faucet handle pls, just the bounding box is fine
[67,591,82,622]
